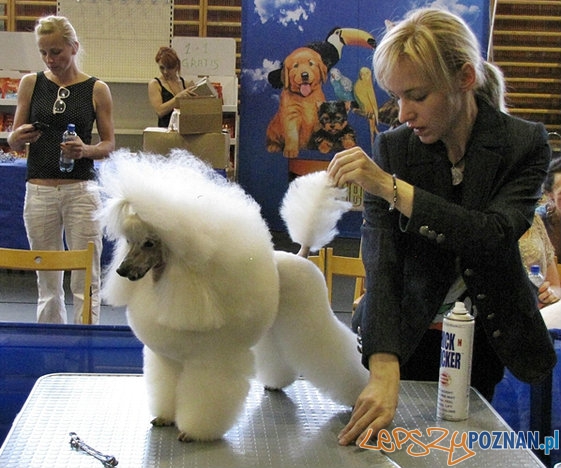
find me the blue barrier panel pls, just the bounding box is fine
[0,322,143,445]
[492,329,561,466]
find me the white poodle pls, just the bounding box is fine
[99,150,368,442]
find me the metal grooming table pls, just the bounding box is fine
[0,374,546,467]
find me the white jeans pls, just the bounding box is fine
[23,181,102,324]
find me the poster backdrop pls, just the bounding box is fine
[239,0,489,236]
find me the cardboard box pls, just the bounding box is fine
[176,96,222,134]
[143,127,229,169]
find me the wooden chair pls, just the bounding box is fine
[324,247,365,309]
[307,247,326,275]
[0,242,95,324]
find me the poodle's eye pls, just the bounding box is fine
[143,240,155,249]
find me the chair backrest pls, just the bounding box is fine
[0,242,94,324]
[324,247,365,307]
[308,248,326,274]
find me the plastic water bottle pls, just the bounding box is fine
[437,301,475,421]
[528,264,545,288]
[59,123,76,172]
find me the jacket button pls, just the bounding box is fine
[487,313,495,320]
[419,226,429,236]
[476,293,486,300]
[436,233,445,244]
[427,230,437,240]
[492,330,501,338]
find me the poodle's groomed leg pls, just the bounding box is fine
[144,346,181,426]
[253,328,299,390]
[273,251,369,406]
[174,349,254,441]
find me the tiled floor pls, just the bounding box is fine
[0,231,360,326]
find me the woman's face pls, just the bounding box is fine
[385,56,462,146]
[158,61,179,81]
[37,32,76,75]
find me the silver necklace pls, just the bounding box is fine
[451,159,465,186]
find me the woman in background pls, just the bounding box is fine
[7,15,114,324]
[148,46,196,128]
[520,212,561,328]
[537,157,561,259]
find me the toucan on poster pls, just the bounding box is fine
[239,0,489,235]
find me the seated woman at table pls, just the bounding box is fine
[520,212,561,329]
[537,157,561,259]
[148,46,197,128]
[7,15,114,324]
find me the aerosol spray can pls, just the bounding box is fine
[437,301,475,421]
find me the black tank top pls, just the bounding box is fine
[155,77,185,128]
[27,71,97,181]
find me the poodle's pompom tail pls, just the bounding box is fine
[280,171,351,254]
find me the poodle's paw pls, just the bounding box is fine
[150,416,174,427]
[264,385,284,392]
[177,432,195,443]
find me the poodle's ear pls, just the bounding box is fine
[268,67,283,89]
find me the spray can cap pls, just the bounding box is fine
[446,301,473,321]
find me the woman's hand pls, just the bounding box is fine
[8,123,42,151]
[338,353,400,446]
[177,85,197,99]
[327,147,384,194]
[328,146,415,217]
[60,135,86,160]
[537,281,560,307]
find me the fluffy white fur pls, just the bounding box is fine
[99,149,368,442]
[280,171,351,254]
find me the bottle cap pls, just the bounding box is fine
[530,264,541,275]
[67,123,75,131]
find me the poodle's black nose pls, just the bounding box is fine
[116,265,143,281]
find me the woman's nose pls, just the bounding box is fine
[398,101,414,124]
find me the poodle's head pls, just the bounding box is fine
[115,212,167,282]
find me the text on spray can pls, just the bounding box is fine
[437,301,475,421]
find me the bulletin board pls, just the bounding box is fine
[58,0,173,82]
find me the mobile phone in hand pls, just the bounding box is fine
[32,121,50,131]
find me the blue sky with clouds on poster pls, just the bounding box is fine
[244,0,486,95]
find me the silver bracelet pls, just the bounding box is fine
[389,174,397,212]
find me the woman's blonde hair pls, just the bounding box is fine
[35,15,79,50]
[373,8,506,112]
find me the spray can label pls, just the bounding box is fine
[437,301,474,421]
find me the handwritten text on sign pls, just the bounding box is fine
[172,37,236,76]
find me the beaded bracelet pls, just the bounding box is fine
[388,174,397,212]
